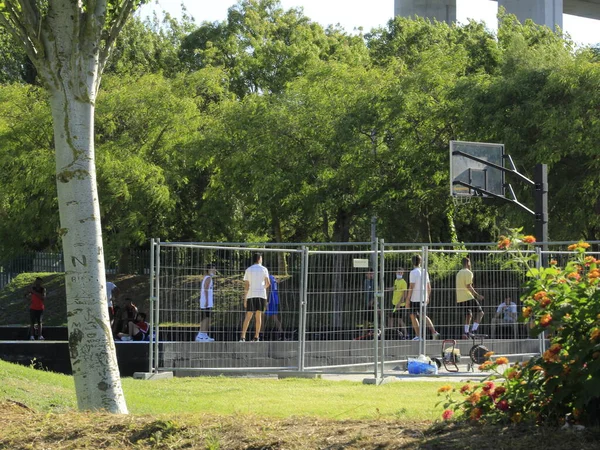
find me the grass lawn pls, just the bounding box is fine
[2,360,600,449]
[0,359,453,420]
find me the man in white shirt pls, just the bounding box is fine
[196,264,216,342]
[405,255,440,341]
[240,253,270,342]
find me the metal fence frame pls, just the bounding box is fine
[148,239,600,377]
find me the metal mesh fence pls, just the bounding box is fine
[149,240,600,376]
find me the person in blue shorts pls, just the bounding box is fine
[263,274,284,339]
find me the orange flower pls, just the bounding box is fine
[568,242,590,251]
[460,384,472,394]
[498,238,511,250]
[467,392,481,405]
[531,365,544,372]
[549,343,562,354]
[584,256,597,265]
[540,297,552,308]
[522,307,532,318]
[484,351,495,358]
[470,407,483,421]
[494,386,506,396]
[437,385,452,393]
[533,291,547,301]
[522,235,536,244]
[479,361,493,371]
[590,328,600,342]
[550,259,558,266]
[543,349,560,363]
[540,314,553,327]
[567,272,581,281]
[496,357,509,365]
[589,270,600,280]
[507,370,521,380]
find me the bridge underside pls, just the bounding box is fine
[394,0,600,29]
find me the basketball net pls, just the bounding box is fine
[452,195,472,207]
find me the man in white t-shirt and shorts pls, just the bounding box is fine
[405,255,440,341]
[240,253,270,342]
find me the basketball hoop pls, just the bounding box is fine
[452,195,472,207]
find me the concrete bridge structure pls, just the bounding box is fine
[395,0,600,29]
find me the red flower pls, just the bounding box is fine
[482,381,495,392]
[540,297,552,308]
[496,399,509,411]
[442,409,454,420]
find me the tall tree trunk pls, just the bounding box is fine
[49,88,128,413]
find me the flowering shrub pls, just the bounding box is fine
[439,229,600,425]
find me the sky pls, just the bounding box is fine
[137,0,599,46]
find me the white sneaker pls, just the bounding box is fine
[38,336,45,341]
[121,335,132,341]
[412,336,421,341]
[195,333,206,342]
[204,335,215,342]
[29,336,35,340]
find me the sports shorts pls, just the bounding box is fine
[459,299,483,316]
[246,297,266,312]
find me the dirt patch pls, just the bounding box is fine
[2,401,600,449]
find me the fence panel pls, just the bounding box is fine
[302,248,375,372]
[150,240,600,376]
[153,243,304,373]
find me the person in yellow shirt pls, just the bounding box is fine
[388,267,409,339]
[456,257,484,338]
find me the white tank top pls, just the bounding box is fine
[199,275,213,309]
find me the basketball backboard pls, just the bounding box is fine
[450,141,505,198]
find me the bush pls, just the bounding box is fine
[438,229,600,426]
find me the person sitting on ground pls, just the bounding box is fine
[494,297,518,338]
[118,312,149,341]
[123,298,138,331]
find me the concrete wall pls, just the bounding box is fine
[394,0,457,23]
[394,0,600,28]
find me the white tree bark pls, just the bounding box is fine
[0,0,134,413]
[42,0,128,414]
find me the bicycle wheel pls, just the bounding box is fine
[470,344,489,364]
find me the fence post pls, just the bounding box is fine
[536,246,546,355]
[373,240,380,380]
[152,239,160,372]
[298,246,308,372]
[419,246,428,356]
[148,239,155,373]
[379,238,386,378]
